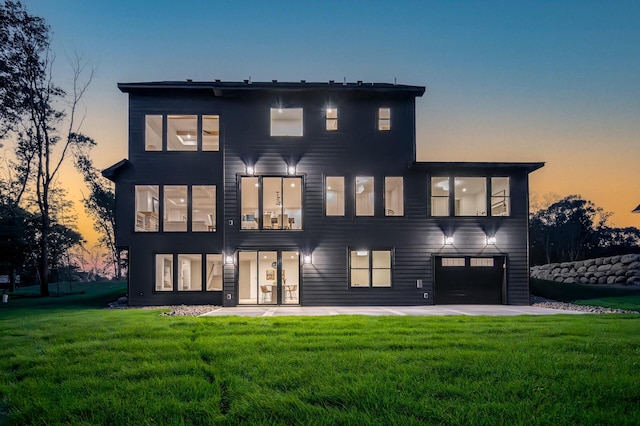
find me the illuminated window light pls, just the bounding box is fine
[487,236,497,245]
[444,236,454,245]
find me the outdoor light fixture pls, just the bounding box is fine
[444,236,454,245]
[487,236,497,245]
[288,165,296,175]
[246,165,255,175]
[303,254,312,264]
[225,255,234,265]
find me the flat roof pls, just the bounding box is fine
[118,80,426,97]
[411,161,545,173]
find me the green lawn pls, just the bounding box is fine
[1,289,640,425]
[573,295,640,312]
[531,278,640,307]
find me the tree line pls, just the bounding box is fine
[0,1,119,293]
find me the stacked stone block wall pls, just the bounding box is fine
[530,254,640,286]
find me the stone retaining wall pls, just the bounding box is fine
[530,254,640,286]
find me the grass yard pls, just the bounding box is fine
[531,278,640,310]
[1,290,639,425]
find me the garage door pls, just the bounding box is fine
[434,256,506,304]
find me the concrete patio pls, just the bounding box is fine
[200,305,589,317]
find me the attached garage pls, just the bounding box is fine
[433,256,506,304]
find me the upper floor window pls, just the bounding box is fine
[241,176,303,230]
[144,114,220,151]
[270,108,303,136]
[326,108,338,131]
[491,177,510,216]
[355,176,374,216]
[350,249,392,287]
[167,115,197,151]
[378,108,391,131]
[325,176,345,216]
[145,115,162,151]
[135,185,159,232]
[385,177,403,216]
[430,177,511,217]
[164,185,187,232]
[193,186,216,231]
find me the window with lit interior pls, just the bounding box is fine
[270,108,303,136]
[350,250,392,287]
[145,115,162,151]
[430,177,450,216]
[325,176,345,216]
[135,185,159,232]
[206,254,223,291]
[163,185,187,232]
[167,115,197,151]
[454,177,487,216]
[192,185,216,231]
[355,176,374,216]
[385,177,403,216]
[326,108,338,130]
[202,115,220,151]
[262,177,302,230]
[177,254,202,291]
[155,254,173,291]
[378,108,391,131]
[491,177,510,216]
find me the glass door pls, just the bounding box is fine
[237,250,300,305]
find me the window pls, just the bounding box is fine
[192,185,216,232]
[135,185,159,232]
[431,177,449,216]
[155,254,173,291]
[167,115,198,151]
[471,258,494,267]
[350,250,392,287]
[178,254,202,291]
[202,115,220,151]
[385,177,403,216]
[355,176,374,216]
[163,185,187,232]
[326,108,338,131]
[455,178,486,216]
[206,254,223,291]
[145,115,162,151]
[262,177,302,230]
[378,108,391,131]
[442,258,465,267]
[491,177,510,216]
[270,108,303,136]
[241,177,259,230]
[326,176,345,216]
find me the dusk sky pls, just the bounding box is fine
[20,0,640,247]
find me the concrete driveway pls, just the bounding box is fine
[200,305,589,317]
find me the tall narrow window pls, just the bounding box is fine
[455,177,487,216]
[378,108,391,131]
[135,185,159,232]
[167,115,197,151]
[155,254,173,291]
[192,185,216,231]
[262,177,302,230]
[385,177,403,216]
[206,254,223,291]
[270,108,303,136]
[326,176,345,216]
[163,185,187,232]
[177,254,202,291]
[491,177,510,216]
[145,115,162,151]
[326,108,338,131]
[350,249,392,287]
[430,177,450,217]
[241,177,259,230]
[355,176,374,216]
[202,115,220,151]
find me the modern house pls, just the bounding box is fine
[104,80,543,307]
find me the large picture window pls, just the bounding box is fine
[270,108,303,136]
[241,176,303,230]
[350,249,392,287]
[385,177,403,216]
[167,115,198,151]
[455,177,486,216]
[143,114,220,152]
[355,176,374,216]
[430,176,511,217]
[326,176,345,216]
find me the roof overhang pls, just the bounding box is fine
[102,159,129,181]
[410,161,545,174]
[633,204,640,213]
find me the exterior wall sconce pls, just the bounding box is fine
[246,165,255,175]
[487,236,497,245]
[303,254,312,264]
[288,165,296,175]
[225,254,234,265]
[444,236,454,245]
